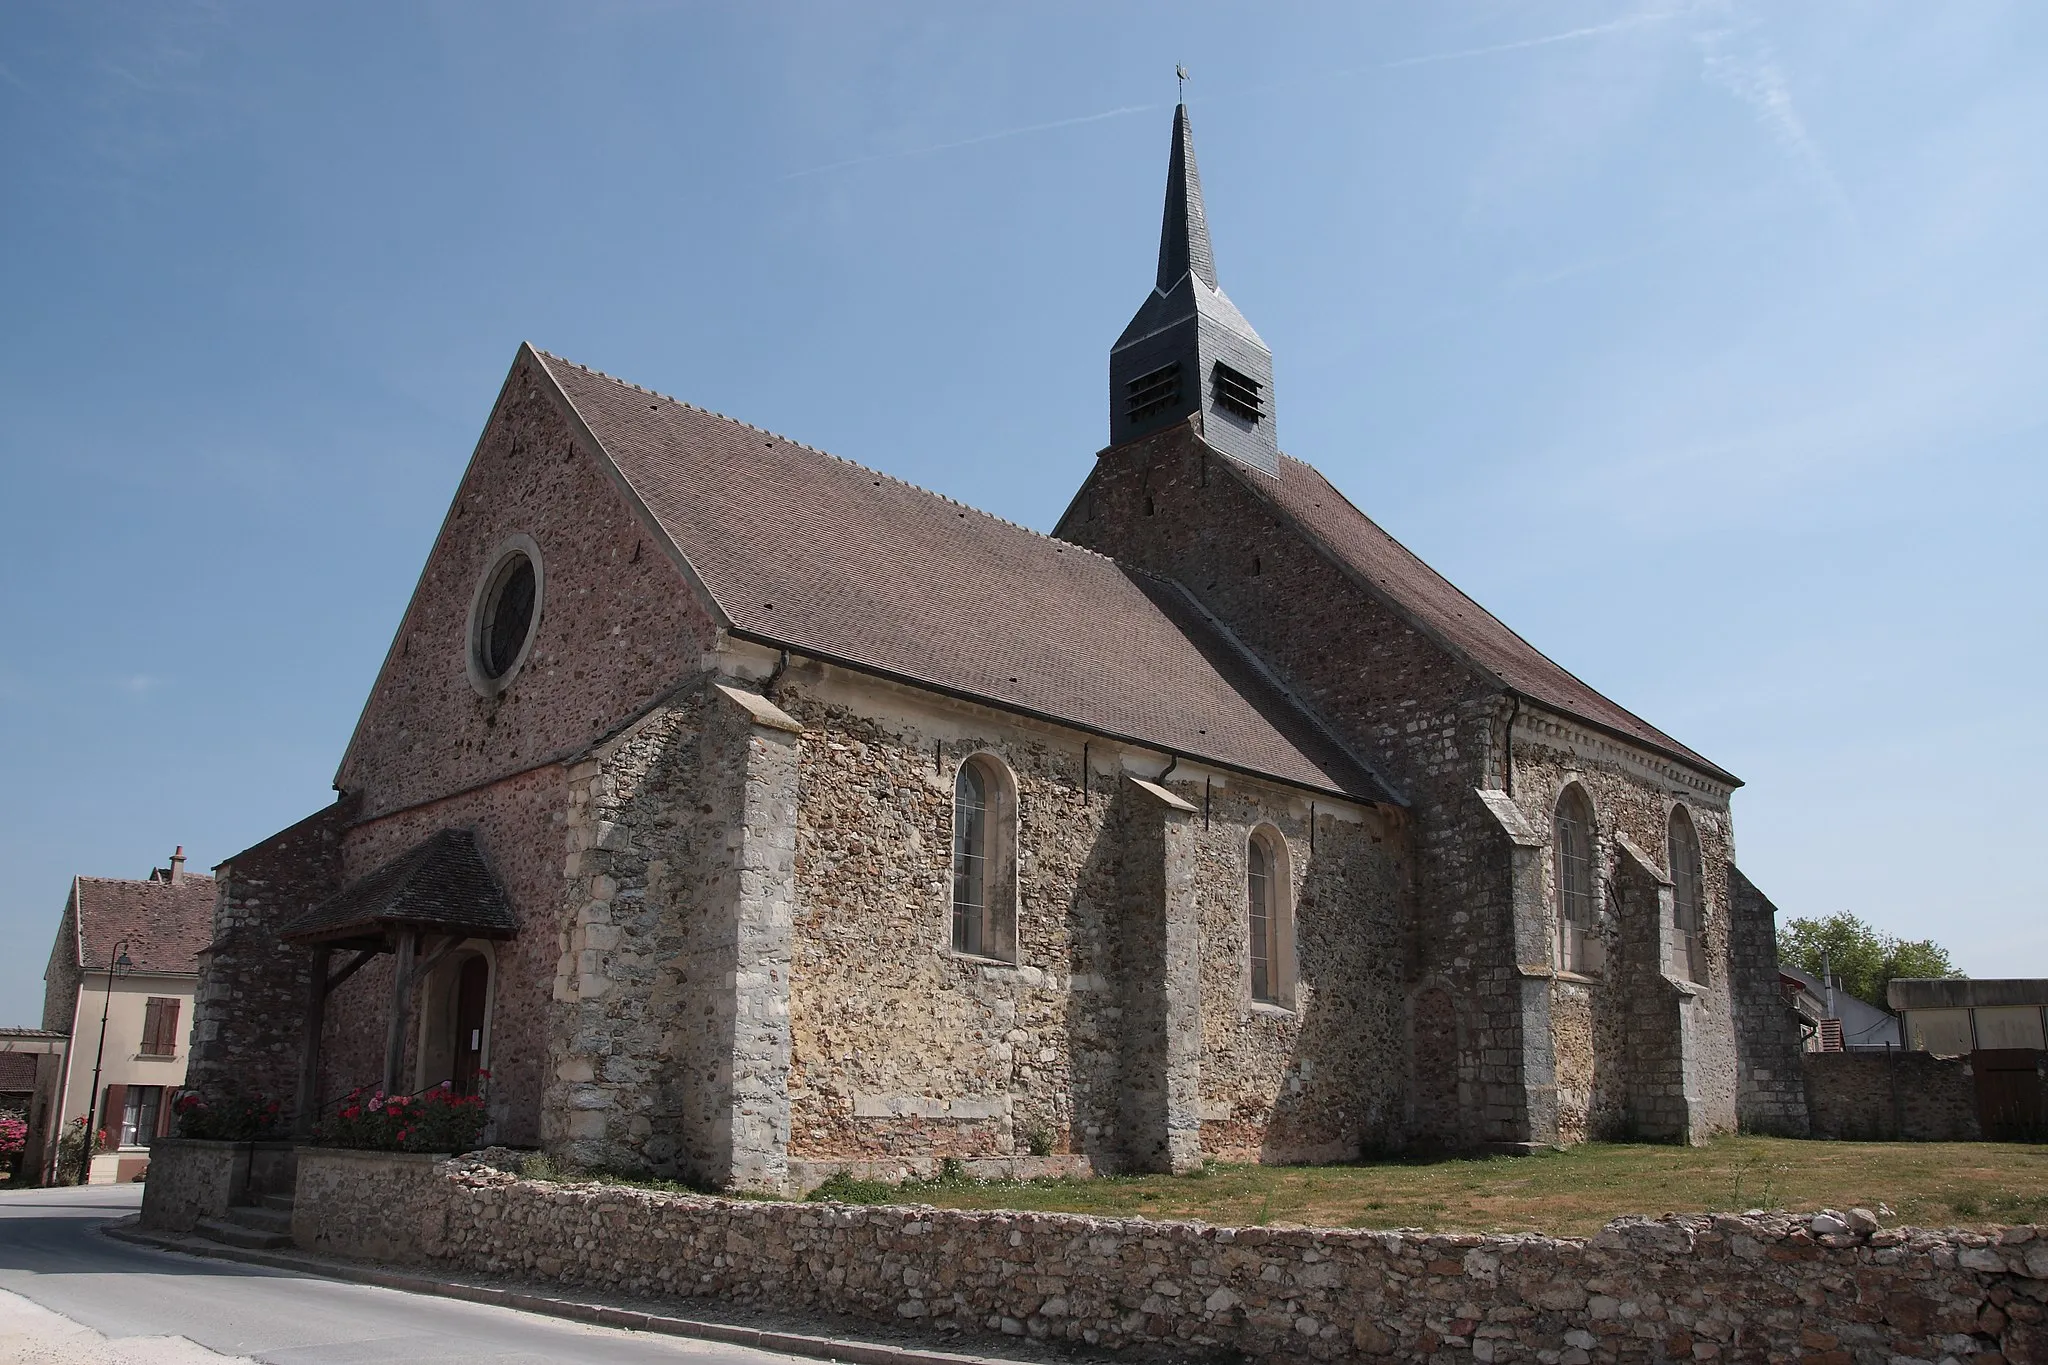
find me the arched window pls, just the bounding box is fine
[950,755,1016,960]
[1554,786,1596,973]
[1247,827,1291,1005]
[1668,806,1705,982]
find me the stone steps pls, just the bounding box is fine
[192,1215,293,1251]
[226,1204,294,1235]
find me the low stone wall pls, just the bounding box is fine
[292,1150,2048,1363]
[293,1147,452,1262]
[138,1139,245,1232]
[1804,1051,1981,1141]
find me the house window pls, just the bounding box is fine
[120,1085,164,1148]
[139,997,180,1058]
[1554,786,1597,973]
[1668,806,1706,982]
[950,755,1016,960]
[1247,827,1291,1006]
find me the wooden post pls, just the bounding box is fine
[293,946,332,1138]
[382,929,417,1096]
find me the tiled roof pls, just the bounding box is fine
[536,351,1394,803]
[280,829,516,945]
[1259,457,1738,786]
[72,874,216,976]
[0,1053,37,1091]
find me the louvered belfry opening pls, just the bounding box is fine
[1124,362,1182,424]
[1212,362,1263,423]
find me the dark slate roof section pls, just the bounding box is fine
[73,874,216,976]
[1158,104,1215,292]
[280,829,516,945]
[1258,455,1738,786]
[535,351,1394,804]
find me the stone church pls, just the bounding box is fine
[190,106,1808,1192]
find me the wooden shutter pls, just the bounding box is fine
[141,998,181,1056]
[102,1084,126,1147]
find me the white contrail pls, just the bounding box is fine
[1380,11,1677,69]
[775,12,1672,182]
[777,104,1158,182]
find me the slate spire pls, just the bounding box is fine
[1109,104,1278,476]
[1157,104,1217,292]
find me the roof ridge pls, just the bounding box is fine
[75,873,214,885]
[536,349,1125,569]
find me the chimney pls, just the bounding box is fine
[169,846,186,887]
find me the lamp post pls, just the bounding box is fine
[75,940,132,1185]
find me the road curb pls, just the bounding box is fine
[102,1218,1025,1365]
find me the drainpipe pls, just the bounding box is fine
[764,648,791,694]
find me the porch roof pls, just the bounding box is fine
[279,829,516,949]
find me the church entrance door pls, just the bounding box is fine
[453,955,489,1097]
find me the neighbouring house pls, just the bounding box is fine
[1890,978,2048,1055]
[188,104,1810,1191]
[1781,966,1902,1052]
[36,848,213,1184]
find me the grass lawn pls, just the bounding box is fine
[809,1139,2048,1237]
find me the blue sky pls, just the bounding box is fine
[1,2,2042,1023]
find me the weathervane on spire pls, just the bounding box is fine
[1176,64,1188,103]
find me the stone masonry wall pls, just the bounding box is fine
[296,1150,2048,1365]
[334,347,715,821]
[1726,869,1814,1135]
[317,765,568,1145]
[189,799,354,1117]
[1509,718,1740,1144]
[1803,1051,1983,1142]
[40,892,81,1034]
[1057,423,1523,1147]
[771,668,1405,1177]
[540,675,802,1190]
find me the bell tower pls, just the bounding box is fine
[1108,103,1278,476]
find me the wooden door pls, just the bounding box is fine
[1973,1049,2046,1141]
[452,956,489,1096]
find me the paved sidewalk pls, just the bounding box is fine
[0,1284,252,1363]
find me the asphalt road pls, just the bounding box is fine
[0,1184,819,1363]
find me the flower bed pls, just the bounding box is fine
[314,1082,486,1154]
[173,1092,285,1142]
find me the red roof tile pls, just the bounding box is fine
[1260,457,1736,784]
[72,875,215,976]
[536,351,1393,803]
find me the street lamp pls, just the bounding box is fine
[75,941,132,1186]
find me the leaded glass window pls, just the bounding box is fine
[1669,806,1705,982]
[951,762,988,955]
[1248,835,1273,1002]
[1554,787,1596,972]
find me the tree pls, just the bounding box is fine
[1778,911,1963,1010]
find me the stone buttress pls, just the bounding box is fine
[545,677,799,1190]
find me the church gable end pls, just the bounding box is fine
[334,346,720,819]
